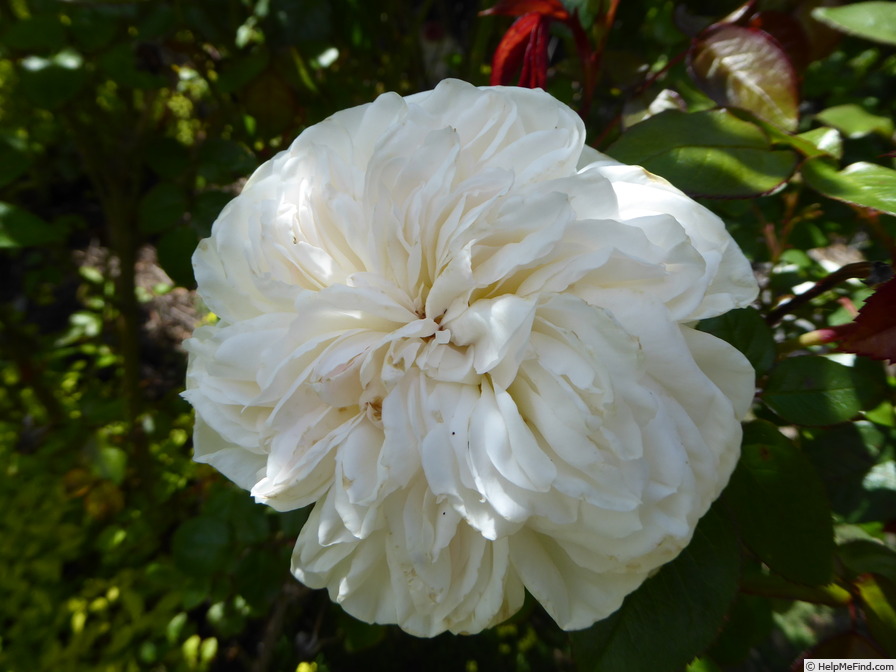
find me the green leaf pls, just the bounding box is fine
[812,2,896,46]
[234,549,284,610]
[707,595,773,666]
[198,139,256,184]
[607,109,797,198]
[87,445,128,486]
[69,9,119,52]
[172,516,231,577]
[686,659,724,672]
[340,615,388,653]
[2,15,66,51]
[688,25,800,131]
[571,507,739,672]
[192,190,233,237]
[855,574,896,656]
[794,127,843,159]
[138,183,187,234]
[816,104,894,139]
[143,138,190,178]
[804,422,890,522]
[0,202,65,248]
[18,49,88,108]
[215,49,270,94]
[156,227,199,287]
[698,307,776,375]
[0,136,31,187]
[99,43,168,90]
[802,159,896,216]
[724,420,834,585]
[838,539,896,586]
[763,355,862,426]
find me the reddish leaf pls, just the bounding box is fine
[794,0,843,61]
[749,11,811,71]
[688,24,800,131]
[835,277,896,362]
[480,0,569,20]
[518,15,549,88]
[490,13,550,87]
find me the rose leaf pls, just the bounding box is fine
[723,420,834,585]
[802,158,896,217]
[688,24,800,132]
[835,278,896,363]
[812,2,896,46]
[762,355,862,426]
[607,109,798,198]
[571,506,739,672]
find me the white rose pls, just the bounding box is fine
[183,79,758,637]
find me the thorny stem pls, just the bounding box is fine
[764,261,893,326]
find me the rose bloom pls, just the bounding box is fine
[184,79,758,637]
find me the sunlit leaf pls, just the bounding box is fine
[794,127,843,159]
[724,420,834,585]
[855,574,896,656]
[813,1,896,46]
[816,104,894,139]
[802,159,896,216]
[607,109,798,197]
[18,49,88,108]
[688,24,800,131]
[763,356,862,426]
[571,507,739,672]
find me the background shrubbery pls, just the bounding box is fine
[2,0,895,670]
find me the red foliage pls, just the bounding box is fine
[483,0,573,88]
[834,277,896,362]
[480,0,569,20]
[490,14,550,87]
